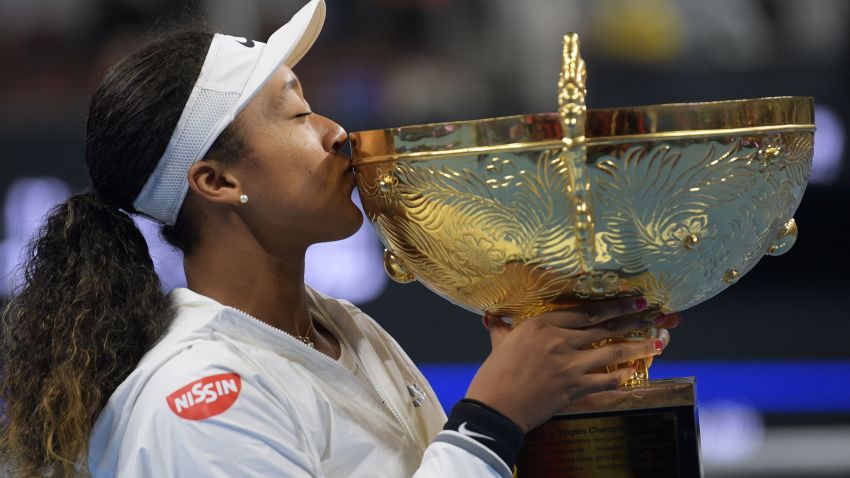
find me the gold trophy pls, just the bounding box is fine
[350,34,813,477]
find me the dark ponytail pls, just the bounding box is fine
[0,191,171,476]
[0,30,244,476]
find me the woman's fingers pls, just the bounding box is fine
[571,330,671,398]
[578,337,664,373]
[571,312,654,348]
[656,328,670,348]
[484,313,511,349]
[657,313,682,329]
[573,367,639,398]
[471,302,677,432]
[571,311,682,348]
[535,297,649,329]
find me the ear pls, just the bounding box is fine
[186,160,243,206]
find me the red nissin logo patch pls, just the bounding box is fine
[166,373,242,420]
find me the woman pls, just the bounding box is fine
[0,1,677,476]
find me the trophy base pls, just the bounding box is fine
[516,378,702,478]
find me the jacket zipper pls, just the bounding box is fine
[225,306,414,439]
[348,351,415,440]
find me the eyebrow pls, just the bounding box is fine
[280,76,301,95]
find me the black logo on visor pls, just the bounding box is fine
[236,38,255,48]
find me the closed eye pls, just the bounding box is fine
[294,111,313,119]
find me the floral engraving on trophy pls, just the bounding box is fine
[773,133,813,187]
[355,127,812,315]
[358,147,585,316]
[757,143,783,172]
[670,216,711,252]
[583,131,811,312]
[375,166,399,203]
[755,132,812,185]
[482,156,520,189]
[355,165,395,216]
[455,235,507,276]
[573,271,622,299]
[591,139,758,310]
[594,140,757,273]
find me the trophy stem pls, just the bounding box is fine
[597,326,657,387]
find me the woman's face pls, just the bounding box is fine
[228,64,362,254]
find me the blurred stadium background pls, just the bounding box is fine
[1,0,848,476]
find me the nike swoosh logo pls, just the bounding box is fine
[236,38,255,48]
[458,422,495,442]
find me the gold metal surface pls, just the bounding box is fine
[351,33,813,377]
[561,377,696,414]
[383,249,415,284]
[351,103,814,164]
[767,218,798,256]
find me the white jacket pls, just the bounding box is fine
[88,287,511,477]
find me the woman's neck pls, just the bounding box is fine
[185,243,310,332]
[179,213,341,359]
[184,245,341,359]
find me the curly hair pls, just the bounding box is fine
[0,30,245,477]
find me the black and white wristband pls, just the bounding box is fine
[437,399,525,475]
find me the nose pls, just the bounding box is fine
[319,114,349,157]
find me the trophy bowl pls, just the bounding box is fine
[350,33,814,327]
[351,34,814,475]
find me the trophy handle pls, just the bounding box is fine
[558,33,596,271]
[558,33,587,149]
[383,249,416,283]
[767,218,798,256]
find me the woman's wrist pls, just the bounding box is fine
[442,398,526,471]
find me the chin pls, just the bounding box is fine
[343,208,365,236]
[326,207,364,242]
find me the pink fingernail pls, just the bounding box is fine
[654,340,664,352]
[665,314,682,328]
[633,298,648,311]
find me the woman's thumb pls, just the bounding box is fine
[484,314,511,349]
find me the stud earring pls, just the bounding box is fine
[239,194,249,204]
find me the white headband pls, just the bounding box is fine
[133,0,325,225]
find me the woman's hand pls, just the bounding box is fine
[465,297,680,433]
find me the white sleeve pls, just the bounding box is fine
[106,366,322,478]
[413,431,513,478]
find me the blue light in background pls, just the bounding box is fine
[0,178,389,303]
[0,177,69,296]
[419,361,850,413]
[304,192,387,303]
[812,105,845,185]
[652,361,850,413]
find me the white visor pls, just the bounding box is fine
[133,0,326,225]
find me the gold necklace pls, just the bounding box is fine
[295,315,316,349]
